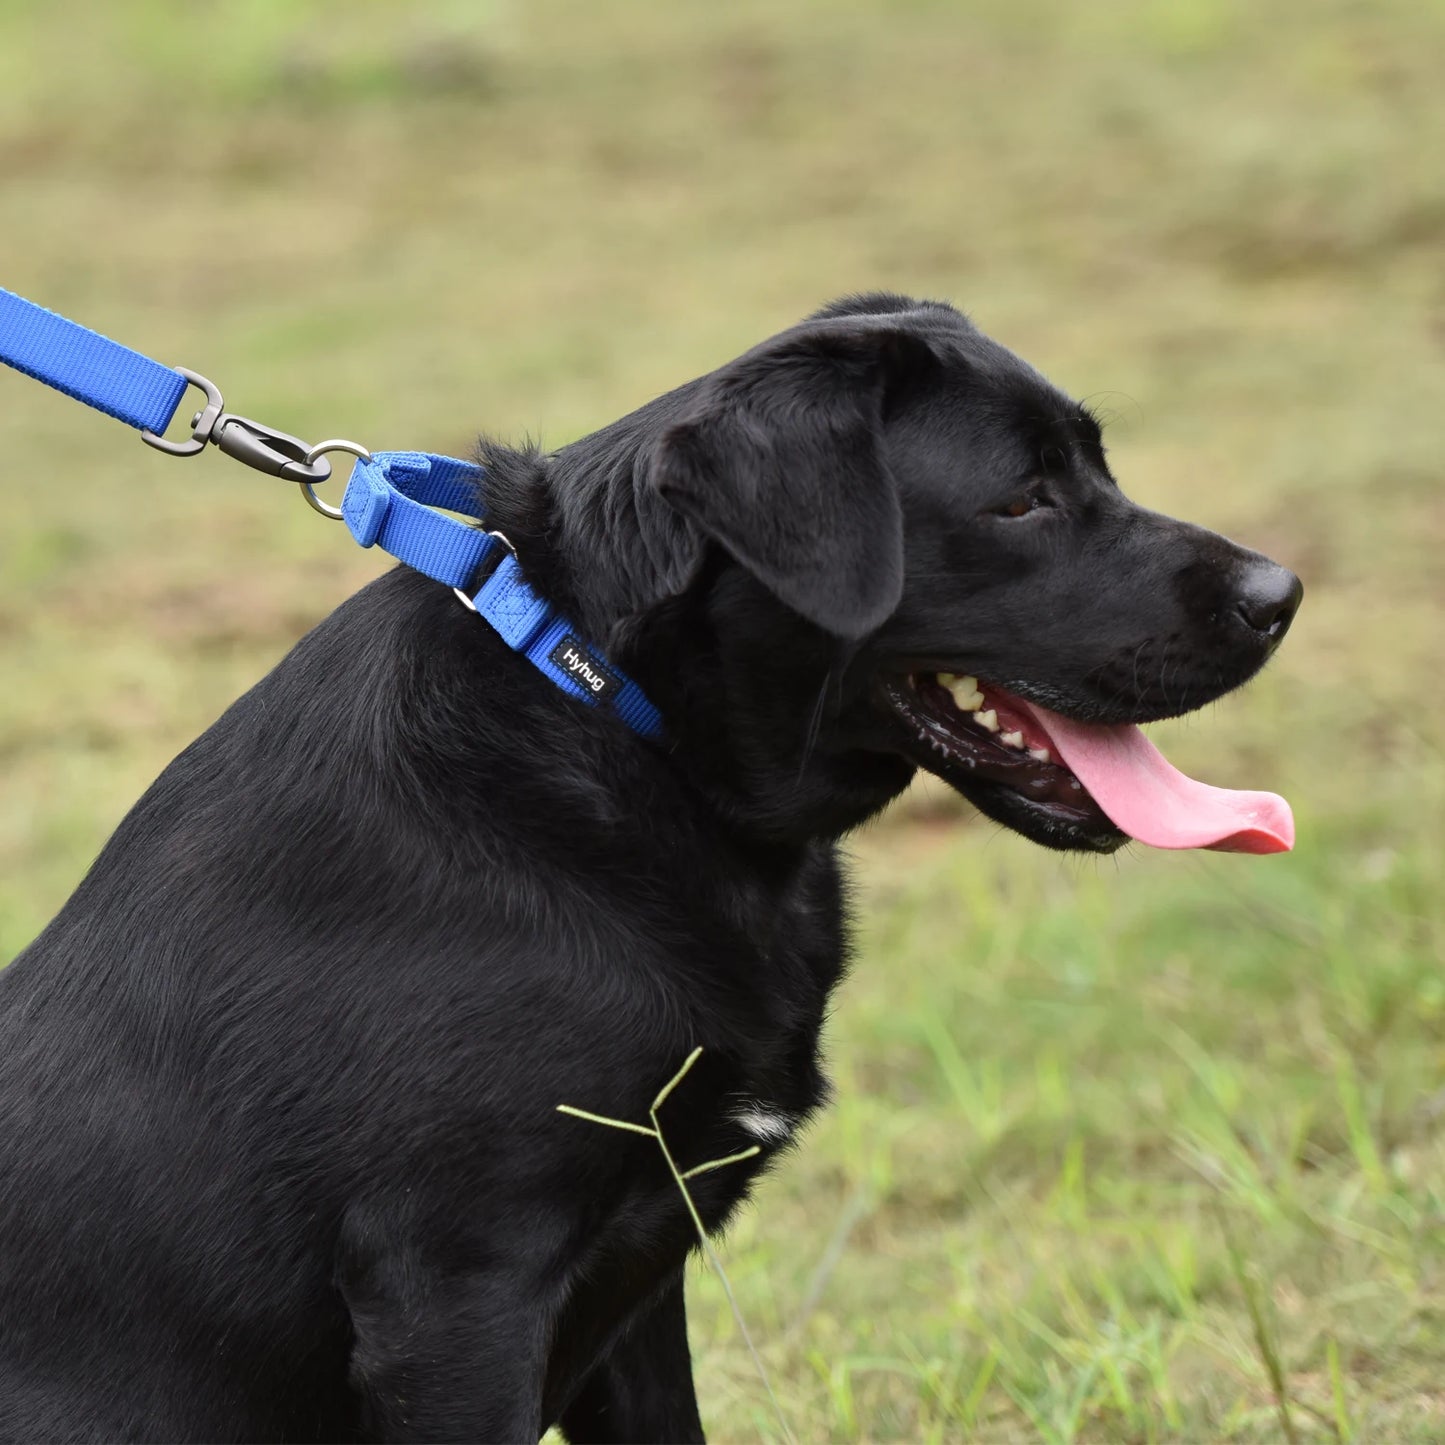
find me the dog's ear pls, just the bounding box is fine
[649,324,933,641]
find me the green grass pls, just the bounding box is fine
[699,782,1445,1440]
[2,0,1443,1438]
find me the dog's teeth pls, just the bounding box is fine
[1000,731,1025,749]
[938,672,959,686]
[1028,747,1052,762]
[975,709,999,732]
[948,677,984,712]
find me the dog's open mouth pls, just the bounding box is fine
[882,673,1294,855]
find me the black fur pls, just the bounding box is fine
[0,294,1299,1441]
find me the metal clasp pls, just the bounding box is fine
[138,365,370,517]
[212,414,331,484]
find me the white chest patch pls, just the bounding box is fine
[731,1102,794,1144]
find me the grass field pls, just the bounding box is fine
[2,1,1443,1438]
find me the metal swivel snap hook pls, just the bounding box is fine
[138,366,368,517]
[211,414,334,484]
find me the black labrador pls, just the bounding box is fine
[0,293,1300,1442]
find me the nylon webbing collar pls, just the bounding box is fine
[0,288,663,742]
[343,452,663,738]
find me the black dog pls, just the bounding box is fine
[0,293,1300,1442]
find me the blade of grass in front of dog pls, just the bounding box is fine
[553,1105,658,1137]
[653,1124,795,1444]
[558,1048,795,1444]
[649,1050,795,1445]
[679,1145,762,1181]
[650,1044,705,1114]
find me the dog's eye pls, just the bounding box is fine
[992,491,1050,519]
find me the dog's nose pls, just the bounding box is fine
[1234,560,1302,644]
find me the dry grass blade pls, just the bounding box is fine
[557,1048,792,1445]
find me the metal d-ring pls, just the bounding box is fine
[299,438,372,520]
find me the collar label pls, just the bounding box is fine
[549,635,623,705]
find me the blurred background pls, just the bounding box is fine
[1,0,1442,1438]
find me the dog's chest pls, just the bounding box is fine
[729,1097,797,1144]
[653,860,845,1192]
[684,848,844,1106]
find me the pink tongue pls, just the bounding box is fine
[1018,702,1294,854]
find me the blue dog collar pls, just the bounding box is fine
[342,451,664,740]
[0,289,663,743]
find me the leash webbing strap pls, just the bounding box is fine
[0,288,187,433]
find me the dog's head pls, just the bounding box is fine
[493,293,1300,852]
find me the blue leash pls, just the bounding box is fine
[0,288,662,741]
